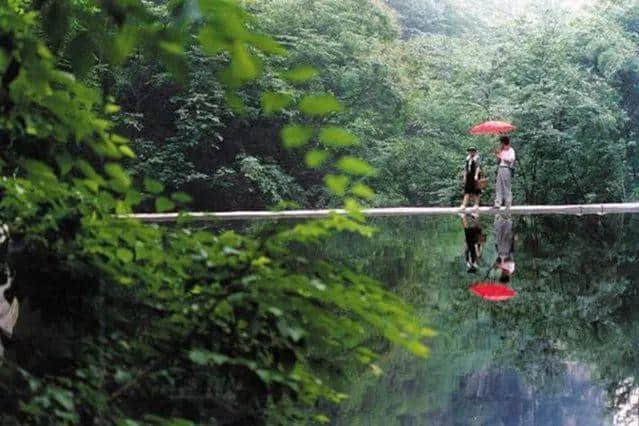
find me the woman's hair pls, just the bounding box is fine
[500,136,510,145]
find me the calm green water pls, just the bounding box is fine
[2,214,638,425]
[321,213,639,426]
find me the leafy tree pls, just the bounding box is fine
[0,1,431,424]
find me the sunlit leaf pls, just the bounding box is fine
[351,183,375,200]
[105,104,121,114]
[116,248,134,263]
[305,150,329,168]
[324,174,349,196]
[119,145,136,159]
[261,92,292,115]
[336,156,375,176]
[113,25,139,63]
[231,41,259,82]
[250,34,286,55]
[284,65,319,83]
[281,125,313,148]
[299,94,343,116]
[199,26,231,54]
[104,163,131,187]
[319,127,360,147]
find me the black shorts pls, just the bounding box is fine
[464,177,481,195]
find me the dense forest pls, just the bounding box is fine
[111,0,639,210]
[0,0,638,424]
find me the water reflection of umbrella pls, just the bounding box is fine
[469,282,516,301]
[469,121,516,135]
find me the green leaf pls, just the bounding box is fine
[336,156,376,176]
[231,41,259,82]
[324,174,350,196]
[305,150,329,168]
[299,94,343,116]
[281,125,313,148]
[104,163,130,187]
[24,160,57,181]
[55,154,73,176]
[261,92,292,115]
[188,350,209,365]
[250,34,286,55]
[199,26,230,55]
[171,192,192,203]
[105,104,121,114]
[319,127,360,147]
[116,248,134,263]
[144,178,164,194]
[113,25,139,64]
[119,145,136,159]
[283,65,319,83]
[52,390,74,411]
[156,197,175,213]
[159,41,184,56]
[351,183,375,200]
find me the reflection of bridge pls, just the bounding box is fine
[122,202,639,222]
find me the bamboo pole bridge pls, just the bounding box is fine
[122,202,639,222]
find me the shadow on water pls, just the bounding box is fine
[319,213,639,426]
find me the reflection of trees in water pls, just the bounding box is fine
[326,215,639,425]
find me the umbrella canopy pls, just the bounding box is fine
[469,282,516,301]
[469,121,516,135]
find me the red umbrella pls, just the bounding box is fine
[469,121,516,135]
[469,282,516,301]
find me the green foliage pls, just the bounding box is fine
[0,0,431,424]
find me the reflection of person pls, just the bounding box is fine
[494,213,515,283]
[461,213,485,273]
[460,147,482,210]
[494,136,515,209]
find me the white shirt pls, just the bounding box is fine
[499,147,515,167]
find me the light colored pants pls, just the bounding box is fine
[495,167,512,207]
[494,215,513,258]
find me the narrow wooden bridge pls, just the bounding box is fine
[122,202,639,222]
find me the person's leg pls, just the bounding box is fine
[460,194,470,209]
[494,169,504,207]
[504,169,512,209]
[473,194,480,209]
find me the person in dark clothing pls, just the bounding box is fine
[460,146,482,210]
[461,213,485,273]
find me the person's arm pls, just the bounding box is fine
[474,157,481,180]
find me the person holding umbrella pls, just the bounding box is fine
[468,121,516,210]
[460,146,482,210]
[494,136,516,209]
